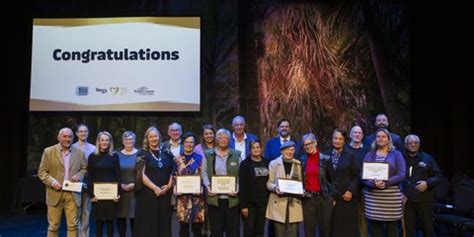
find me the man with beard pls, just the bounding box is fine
[364,113,404,151]
[264,119,300,161]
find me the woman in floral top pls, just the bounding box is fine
[174,132,205,237]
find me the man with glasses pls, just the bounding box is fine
[264,119,298,161]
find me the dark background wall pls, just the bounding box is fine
[1,0,472,214]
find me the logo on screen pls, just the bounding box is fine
[110,87,119,95]
[107,87,128,95]
[134,86,155,96]
[96,88,108,94]
[76,86,88,96]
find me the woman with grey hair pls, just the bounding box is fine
[201,128,241,237]
[116,131,138,237]
[362,128,406,237]
[266,140,303,237]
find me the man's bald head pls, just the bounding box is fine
[57,127,74,149]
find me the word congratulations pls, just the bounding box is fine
[52,48,180,63]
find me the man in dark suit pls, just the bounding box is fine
[264,118,299,161]
[364,113,404,151]
[229,115,258,162]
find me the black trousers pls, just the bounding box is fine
[404,201,434,237]
[208,199,240,237]
[242,202,267,237]
[369,220,398,237]
[117,218,134,237]
[179,222,203,237]
[96,220,113,237]
[302,194,333,237]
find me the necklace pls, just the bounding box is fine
[150,149,163,168]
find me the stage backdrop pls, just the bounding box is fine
[27,0,409,172]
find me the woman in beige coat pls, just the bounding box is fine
[265,141,303,237]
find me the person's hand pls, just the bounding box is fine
[333,200,336,206]
[241,208,249,218]
[52,182,62,191]
[161,185,171,193]
[207,186,216,197]
[121,183,129,191]
[229,192,238,197]
[342,191,353,202]
[70,175,80,182]
[374,180,386,189]
[113,195,120,203]
[178,156,185,164]
[154,187,163,197]
[127,183,135,191]
[415,181,428,192]
[403,194,408,205]
[91,197,98,202]
[274,186,283,195]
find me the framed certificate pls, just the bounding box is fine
[277,178,304,195]
[93,182,118,200]
[211,176,236,194]
[62,180,83,193]
[176,175,201,194]
[362,162,389,180]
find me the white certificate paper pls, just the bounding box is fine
[277,179,304,195]
[362,162,389,180]
[211,176,236,194]
[93,183,118,200]
[177,176,201,194]
[62,180,83,192]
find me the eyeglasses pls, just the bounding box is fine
[303,142,315,148]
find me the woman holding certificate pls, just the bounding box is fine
[201,128,241,237]
[134,127,175,237]
[174,132,205,237]
[362,128,406,237]
[265,140,303,237]
[87,131,121,237]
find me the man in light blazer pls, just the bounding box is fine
[38,127,87,237]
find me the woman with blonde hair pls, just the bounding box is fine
[134,126,175,237]
[362,128,406,237]
[87,131,121,237]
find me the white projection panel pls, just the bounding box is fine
[30,17,200,111]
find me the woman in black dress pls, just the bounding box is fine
[134,126,175,237]
[323,128,361,237]
[87,131,121,237]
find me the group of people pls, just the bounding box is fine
[37,113,442,237]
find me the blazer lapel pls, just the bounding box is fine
[55,144,64,166]
[275,157,285,179]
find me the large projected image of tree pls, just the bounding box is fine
[255,2,409,146]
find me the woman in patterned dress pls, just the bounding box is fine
[175,132,205,237]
